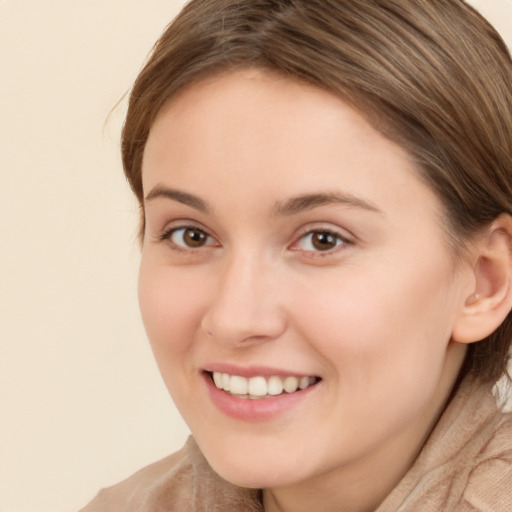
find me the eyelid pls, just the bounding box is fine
[155,221,220,250]
[289,224,353,254]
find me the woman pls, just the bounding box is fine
[82,0,512,510]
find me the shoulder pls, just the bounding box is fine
[79,436,263,512]
[458,408,512,511]
[430,379,512,511]
[79,438,195,512]
[434,379,512,511]
[377,377,512,512]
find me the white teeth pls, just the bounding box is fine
[222,373,231,391]
[213,372,224,389]
[267,376,284,396]
[283,376,299,393]
[229,375,248,395]
[248,376,267,396]
[299,376,310,390]
[211,372,317,398]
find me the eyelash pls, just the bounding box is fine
[157,225,217,252]
[156,224,351,256]
[291,228,350,256]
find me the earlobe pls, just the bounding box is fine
[452,214,512,344]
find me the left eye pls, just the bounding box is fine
[296,230,346,252]
[169,227,215,248]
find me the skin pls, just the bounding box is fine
[138,69,474,512]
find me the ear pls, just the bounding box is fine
[452,214,512,344]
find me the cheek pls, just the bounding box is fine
[137,261,215,419]
[290,266,458,445]
[292,259,457,384]
[138,261,205,359]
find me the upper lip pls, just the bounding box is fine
[203,363,319,379]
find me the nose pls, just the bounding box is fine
[200,252,288,346]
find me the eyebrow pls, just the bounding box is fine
[145,185,382,217]
[273,192,383,217]
[145,185,210,213]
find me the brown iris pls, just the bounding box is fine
[182,228,208,247]
[311,231,338,251]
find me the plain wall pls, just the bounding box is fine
[1,1,511,511]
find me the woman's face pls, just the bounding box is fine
[139,70,471,493]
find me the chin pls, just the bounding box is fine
[198,439,309,490]
[212,460,293,489]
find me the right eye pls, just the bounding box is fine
[164,226,216,249]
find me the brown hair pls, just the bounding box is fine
[122,0,512,382]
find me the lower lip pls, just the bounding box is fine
[202,372,319,421]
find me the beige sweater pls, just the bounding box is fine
[80,378,512,512]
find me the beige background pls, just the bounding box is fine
[1,1,511,511]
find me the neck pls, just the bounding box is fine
[262,438,418,512]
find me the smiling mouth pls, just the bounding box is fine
[208,371,321,399]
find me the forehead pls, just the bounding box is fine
[142,69,441,224]
[147,71,402,172]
